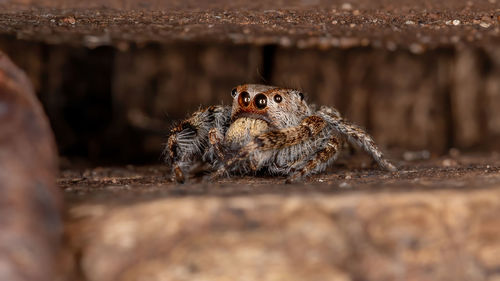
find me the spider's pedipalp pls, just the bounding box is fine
[208,127,225,161]
[286,136,341,183]
[211,115,328,180]
[247,115,326,151]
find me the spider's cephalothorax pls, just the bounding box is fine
[164,84,396,183]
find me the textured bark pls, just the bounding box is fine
[0,51,62,281]
[67,188,500,281]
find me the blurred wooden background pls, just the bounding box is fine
[1,39,499,163]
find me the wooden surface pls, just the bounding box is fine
[0,0,498,48]
[62,153,500,281]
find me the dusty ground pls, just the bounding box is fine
[59,151,500,203]
[0,0,498,50]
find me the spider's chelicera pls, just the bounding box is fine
[164,84,396,183]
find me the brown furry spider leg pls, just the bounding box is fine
[286,137,341,183]
[318,107,397,172]
[208,128,225,160]
[165,105,232,183]
[173,164,186,183]
[211,115,327,180]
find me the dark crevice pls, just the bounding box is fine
[260,44,276,84]
[443,49,455,150]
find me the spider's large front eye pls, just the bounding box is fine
[254,94,267,109]
[239,91,251,107]
[231,88,238,98]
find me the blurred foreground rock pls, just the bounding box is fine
[0,51,62,281]
[67,187,500,281]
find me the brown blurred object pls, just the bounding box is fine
[0,51,62,281]
[67,185,500,281]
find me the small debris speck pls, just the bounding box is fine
[452,19,461,26]
[450,35,460,43]
[403,150,431,161]
[442,159,458,167]
[62,16,76,25]
[405,20,416,25]
[339,182,351,188]
[386,41,397,51]
[341,3,353,10]
[479,22,491,28]
[449,148,461,157]
[409,43,424,54]
[279,36,292,47]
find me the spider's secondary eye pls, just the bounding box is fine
[231,88,238,98]
[254,94,267,109]
[299,92,304,101]
[273,94,282,103]
[239,91,251,107]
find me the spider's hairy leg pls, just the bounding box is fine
[211,115,327,179]
[208,128,224,161]
[172,164,185,183]
[164,105,231,183]
[318,106,397,172]
[286,136,341,183]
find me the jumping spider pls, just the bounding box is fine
[164,84,396,183]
